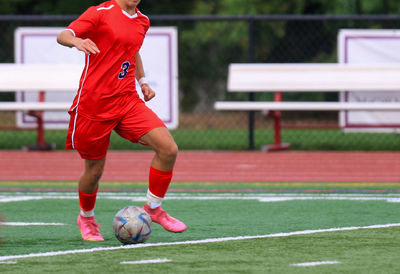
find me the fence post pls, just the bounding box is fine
[248,17,255,150]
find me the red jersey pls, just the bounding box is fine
[66,0,150,120]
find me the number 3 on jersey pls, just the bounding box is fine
[118,61,130,79]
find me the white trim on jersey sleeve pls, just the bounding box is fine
[65,28,76,37]
[97,4,114,11]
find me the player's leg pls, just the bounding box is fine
[115,100,186,232]
[77,158,106,241]
[139,127,186,233]
[78,159,105,218]
[79,158,105,194]
[66,111,117,241]
[139,127,177,197]
[141,126,177,170]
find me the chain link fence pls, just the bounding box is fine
[0,14,399,151]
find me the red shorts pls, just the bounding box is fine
[66,99,166,160]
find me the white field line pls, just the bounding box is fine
[291,260,340,267]
[120,258,171,265]
[0,222,65,226]
[2,193,400,203]
[1,223,400,262]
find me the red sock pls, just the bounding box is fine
[78,188,98,212]
[148,166,173,198]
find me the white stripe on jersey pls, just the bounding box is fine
[71,54,90,149]
[97,4,114,11]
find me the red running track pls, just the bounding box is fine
[0,150,399,182]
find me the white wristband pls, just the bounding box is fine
[138,77,148,86]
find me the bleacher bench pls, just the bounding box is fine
[214,63,400,150]
[0,63,82,149]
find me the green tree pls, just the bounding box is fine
[2,0,400,111]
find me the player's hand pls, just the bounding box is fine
[140,84,156,102]
[74,38,100,55]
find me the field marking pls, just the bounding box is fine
[291,260,340,267]
[2,193,400,203]
[2,182,400,187]
[0,261,17,264]
[1,223,399,262]
[120,258,171,265]
[0,222,65,226]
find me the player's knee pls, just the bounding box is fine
[85,160,105,181]
[160,142,178,162]
[89,167,104,181]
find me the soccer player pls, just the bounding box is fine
[57,0,186,241]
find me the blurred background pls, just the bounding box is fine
[0,0,400,151]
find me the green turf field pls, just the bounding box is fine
[1,182,400,273]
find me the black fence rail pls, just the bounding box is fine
[0,14,400,151]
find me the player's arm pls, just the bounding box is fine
[135,52,155,102]
[57,30,100,55]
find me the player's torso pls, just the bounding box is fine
[86,5,149,93]
[96,7,147,55]
[76,3,150,120]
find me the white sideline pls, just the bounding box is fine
[3,193,400,203]
[291,260,340,267]
[0,222,65,226]
[120,258,172,265]
[1,223,400,262]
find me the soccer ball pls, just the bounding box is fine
[113,206,152,244]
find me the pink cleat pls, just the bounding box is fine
[77,215,104,241]
[143,204,186,233]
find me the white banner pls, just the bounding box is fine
[338,29,400,132]
[14,26,178,129]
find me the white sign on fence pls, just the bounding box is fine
[14,26,178,129]
[338,29,400,132]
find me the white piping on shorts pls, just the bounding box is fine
[71,54,90,149]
